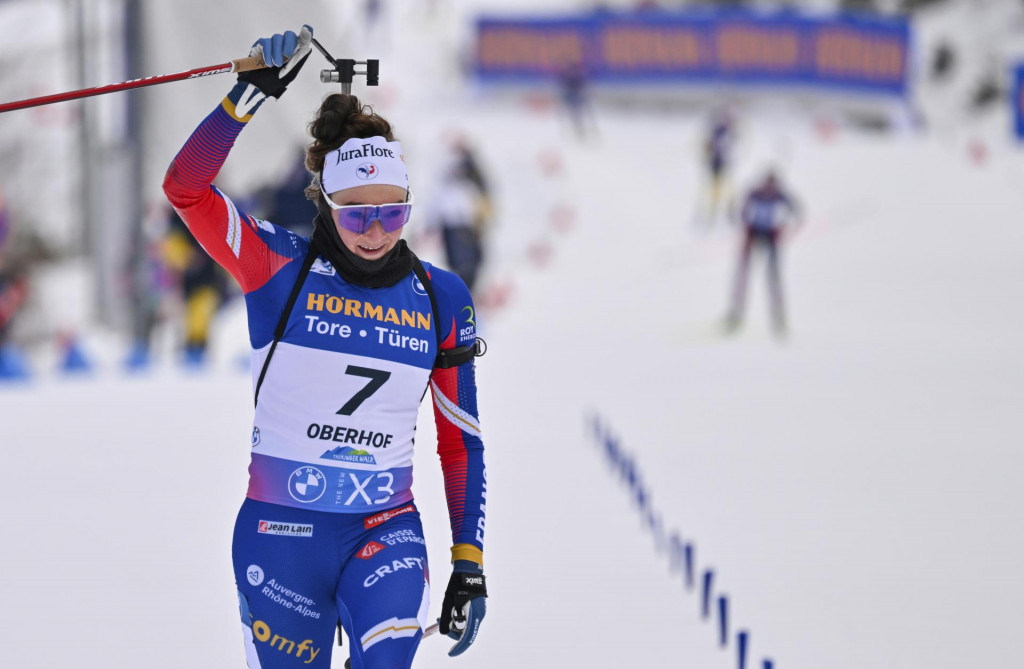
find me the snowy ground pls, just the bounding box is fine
[3,2,1024,668]
[4,98,1024,668]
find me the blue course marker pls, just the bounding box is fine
[718,595,729,647]
[764,659,774,669]
[701,569,714,619]
[684,543,695,590]
[737,630,749,669]
[668,533,684,572]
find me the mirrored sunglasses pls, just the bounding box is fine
[321,185,414,234]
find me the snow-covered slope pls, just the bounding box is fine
[3,2,1024,668]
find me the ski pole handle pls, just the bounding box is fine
[231,55,268,73]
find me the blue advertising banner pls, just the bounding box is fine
[475,10,910,96]
[1013,64,1024,139]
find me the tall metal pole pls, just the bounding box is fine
[72,0,96,262]
[123,0,144,331]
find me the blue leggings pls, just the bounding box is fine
[232,498,430,668]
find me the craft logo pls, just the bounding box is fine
[252,426,261,447]
[356,163,378,180]
[258,520,314,537]
[247,564,265,586]
[356,541,386,560]
[320,445,377,465]
[411,275,428,296]
[364,504,415,529]
[288,467,326,503]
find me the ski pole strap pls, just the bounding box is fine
[409,254,486,370]
[410,254,442,355]
[254,242,320,407]
[407,256,487,370]
[435,338,487,369]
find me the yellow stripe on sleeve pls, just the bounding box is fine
[451,544,483,566]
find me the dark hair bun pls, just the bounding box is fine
[305,94,395,175]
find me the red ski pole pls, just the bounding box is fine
[0,55,267,114]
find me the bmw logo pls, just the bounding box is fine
[288,466,326,503]
[411,275,427,296]
[356,163,378,180]
[251,427,261,447]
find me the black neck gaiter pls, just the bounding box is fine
[310,210,414,288]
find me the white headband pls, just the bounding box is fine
[321,136,408,195]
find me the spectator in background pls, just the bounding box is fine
[702,109,735,226]
[123,207,174,370]
[161,208,230,366]
[0,188,30,378]
[430,136,492,294]
[558,57,595,140]
[725,170,802,337]
[252,148,318,237]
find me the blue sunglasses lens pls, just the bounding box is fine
[334,203,412,234]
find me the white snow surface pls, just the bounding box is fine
[3,2,1024,668]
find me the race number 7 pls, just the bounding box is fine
[337,366,391,415]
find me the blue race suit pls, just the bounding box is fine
[164,81,487,668]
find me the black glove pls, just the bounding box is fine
[238,24,313,98]
[439,563,487,656]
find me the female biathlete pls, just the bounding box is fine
[162,26,487,668]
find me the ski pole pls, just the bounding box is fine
[0,55,267,114]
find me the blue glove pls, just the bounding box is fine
[239,24,313,98]
[439,560,487,656]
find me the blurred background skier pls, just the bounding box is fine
[429,134,492,295]
[724,169,802,337]
[0,187,30,378]
[701,109,735,227]
[161,208,230,366]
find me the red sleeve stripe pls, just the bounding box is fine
[168,106,244,193]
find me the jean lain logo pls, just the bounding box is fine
[252,426,261,447]
[356,163,378,180]
[288,466,326,503]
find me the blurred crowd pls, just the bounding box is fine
[0,132,496,379]
[2,0,1019,380]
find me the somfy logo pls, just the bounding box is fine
[247,564,265,586]
[356,163,378,180]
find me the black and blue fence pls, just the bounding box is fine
[589,413,774,669]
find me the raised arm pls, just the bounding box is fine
[161,26,313,293]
